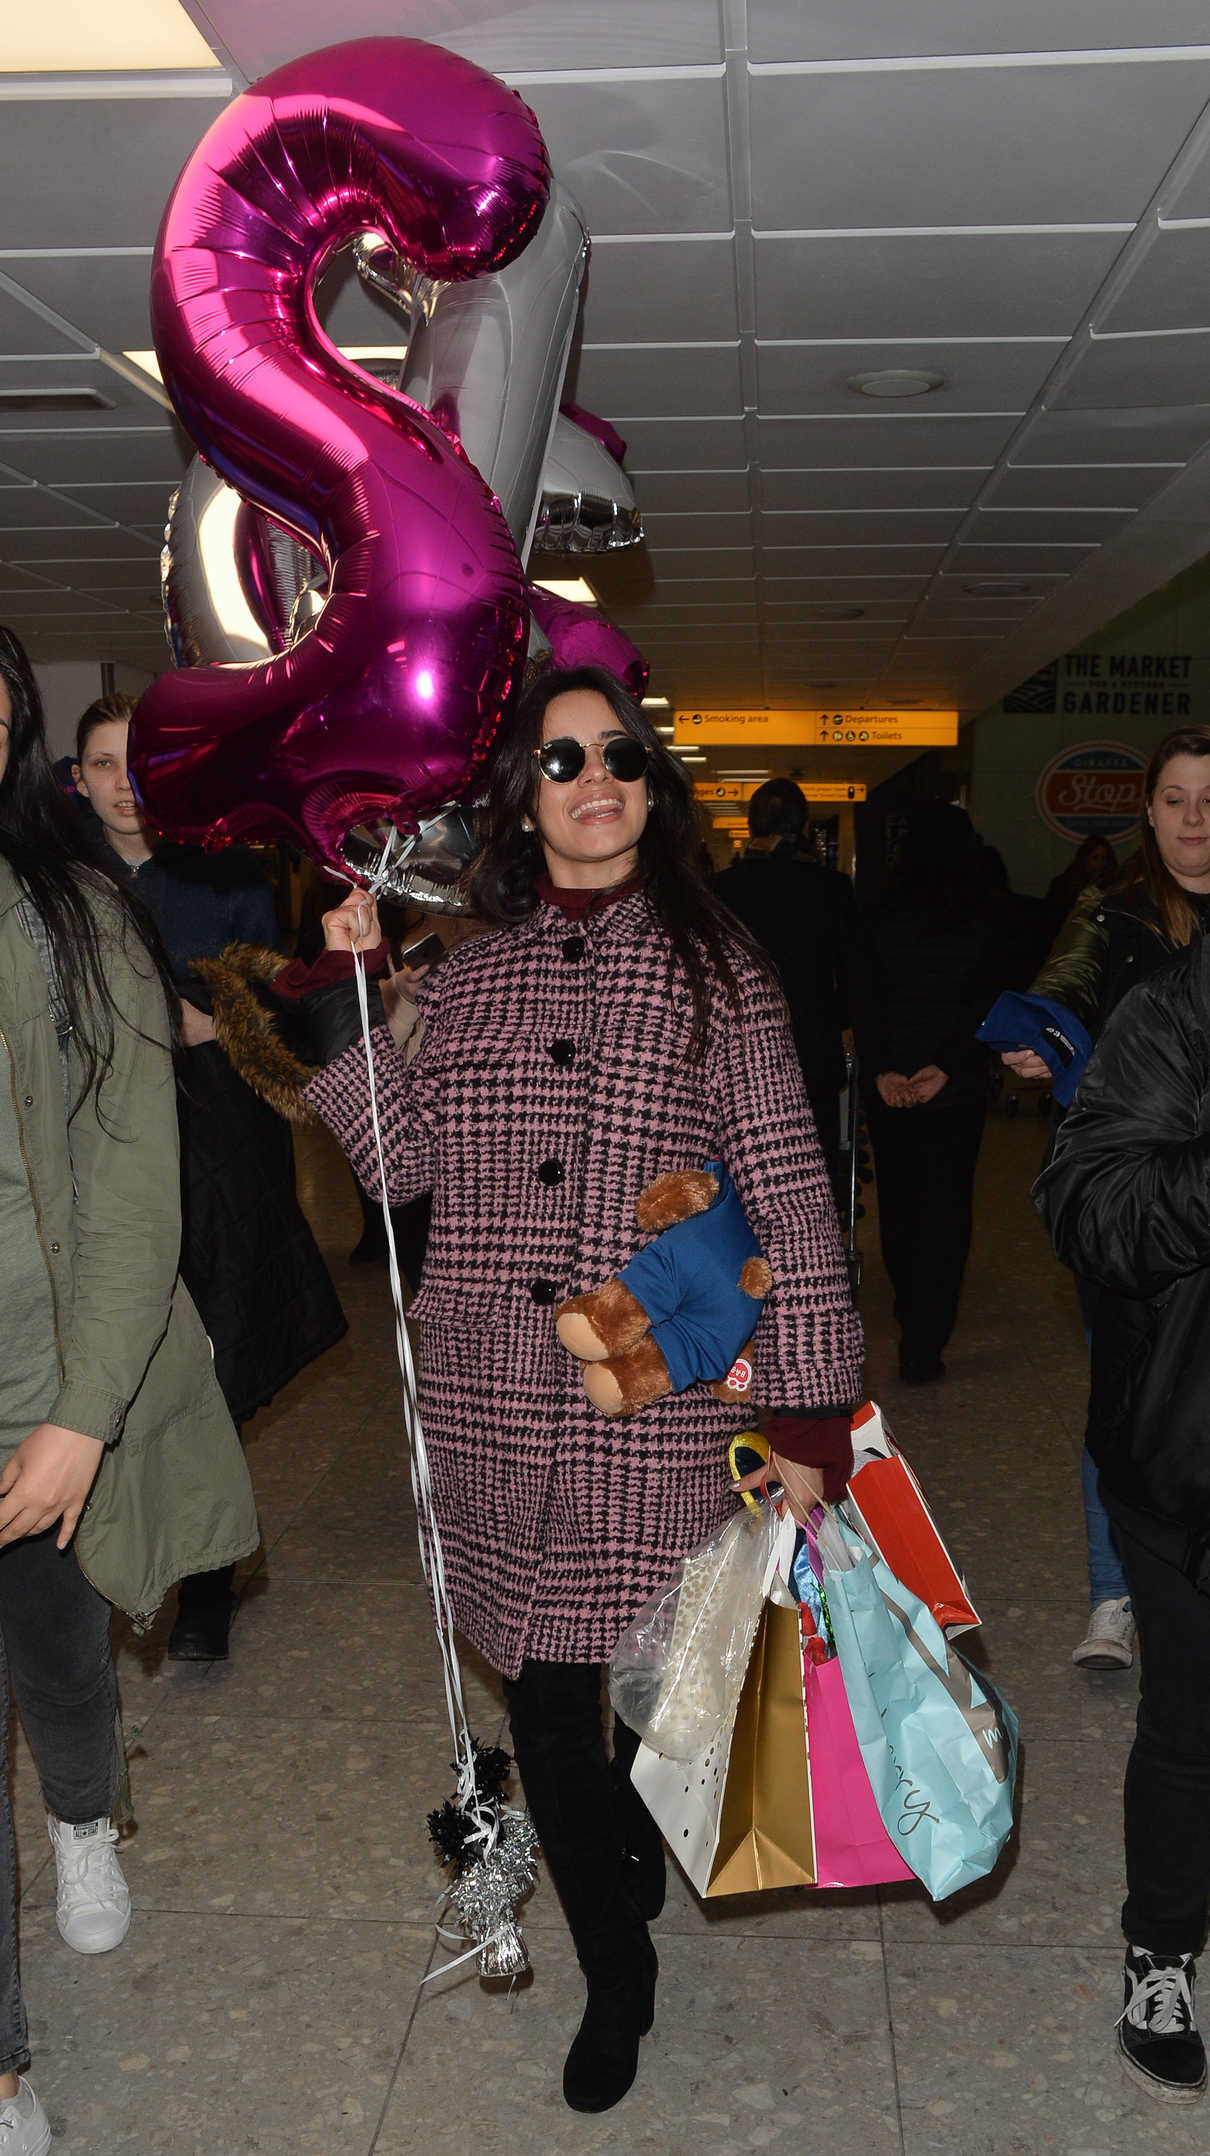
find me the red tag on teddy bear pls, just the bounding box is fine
[722,1355,753,1394]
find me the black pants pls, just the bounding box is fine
[503,1660,648,1975]
[0,1534,116,2072]
[866,1093,985,1364]
[1117,1520,1210,1956]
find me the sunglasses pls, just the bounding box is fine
[534,734,649,784]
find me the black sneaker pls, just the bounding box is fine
[1119,1945,1207,2102]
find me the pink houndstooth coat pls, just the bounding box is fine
[307,889,864,1677]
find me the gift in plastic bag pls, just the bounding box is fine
[609,1503,787,1761]
[846,1401,979,1634]
[817,1508,1018,1901]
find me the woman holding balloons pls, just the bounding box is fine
[298,664,864,2113]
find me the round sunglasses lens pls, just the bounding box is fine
[604,738,649,782]
[538,739,585,782]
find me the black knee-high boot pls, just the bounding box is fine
[610,1713,667,1922]
[505,1660,658,2113]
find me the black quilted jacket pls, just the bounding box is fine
[1035,934,1210,1541]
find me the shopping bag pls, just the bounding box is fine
[846,1401,979,1634]
[609,1502,785,1760]
[632,1599,816,1896]
[817,1509,1018,1901]
[804,1651,915,1889]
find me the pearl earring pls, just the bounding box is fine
[646,790,654,810]
[521,816,535,833]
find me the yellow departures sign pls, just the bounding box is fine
[675,709,958,747]
[694,780,867,804]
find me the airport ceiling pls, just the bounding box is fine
[5,0,1210,777]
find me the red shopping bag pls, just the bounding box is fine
[804,1637,914,1889]
[846,1402,979,1634]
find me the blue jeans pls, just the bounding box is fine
[1075,1275,1130,1607]
[0,1533,116,2073]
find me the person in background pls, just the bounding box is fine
[73,696,346,1660]
[281,665,863,2116]
[1000,727,1210,1673]
[0,628,257,2153]
[851,802,996,1384]
[1036,926,1210,2106]
[1044,831,1118,930]
[715,776,856,1181]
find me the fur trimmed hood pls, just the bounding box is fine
[188,943,318,1124]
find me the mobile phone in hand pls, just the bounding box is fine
[398,931,445,973]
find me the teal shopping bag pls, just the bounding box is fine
[817,1509,1018,1901]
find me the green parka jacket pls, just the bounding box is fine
[0,860,259,1623]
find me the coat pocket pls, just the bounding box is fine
[406,1279,502,1332]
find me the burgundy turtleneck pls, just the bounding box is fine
[533,871,642,920]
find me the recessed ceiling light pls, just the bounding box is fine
[532,577,600,607]
[962,580,1033,596]
[641,696,670,708]
[847,369,947,399]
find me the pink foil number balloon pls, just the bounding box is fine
[129,37,550,875]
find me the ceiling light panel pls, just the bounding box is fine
[0,0,220,73]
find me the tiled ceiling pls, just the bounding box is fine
[4,0,1210,765]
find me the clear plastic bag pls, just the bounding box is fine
[609,1503,786,1760]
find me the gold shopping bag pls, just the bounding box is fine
[708,1600,815,1895]
[632,1599,816,1897]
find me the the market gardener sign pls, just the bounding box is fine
[1006,651,1193,719]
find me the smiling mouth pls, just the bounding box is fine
[569,798,624,822]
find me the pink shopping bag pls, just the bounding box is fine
[804,1642,914,1890]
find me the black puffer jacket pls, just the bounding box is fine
[1035,934,1210,1553]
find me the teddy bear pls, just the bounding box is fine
[555,1161,772,1417]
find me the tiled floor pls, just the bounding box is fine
[14,1107,1202,2153]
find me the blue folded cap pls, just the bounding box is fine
[976,991,1092,1107]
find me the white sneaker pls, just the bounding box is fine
[47,1815,130,1955]
[0,2076,51,2154]
[1072,1596,1136,1670]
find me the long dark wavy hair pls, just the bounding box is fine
[1113,725,1210,950]
[0,627,176,1109]
[471,665,774,1058]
